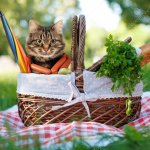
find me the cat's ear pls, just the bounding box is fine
[29,20,40,33]
[51,20,63,34]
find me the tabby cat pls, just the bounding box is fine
[26,19,65,69]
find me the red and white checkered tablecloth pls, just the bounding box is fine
[0,92,150,148]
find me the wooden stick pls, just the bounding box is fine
[87,57,104,72]
[124,36,132,43]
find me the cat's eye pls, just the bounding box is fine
[36,39,42,45]
[51,39,56,44]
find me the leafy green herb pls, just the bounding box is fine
[96,35,143,97]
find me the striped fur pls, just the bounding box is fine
[26,20,65,69]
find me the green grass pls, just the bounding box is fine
[0,71,18,111]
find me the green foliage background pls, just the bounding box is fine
[0,0,80,55]
[0,0,150,65]
[106,0,150,26]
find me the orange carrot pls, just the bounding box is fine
[60,55,71,68]
[31,64,51,74]
[26,56,31,73]
[52,71,58,74]
[51,54,67,73]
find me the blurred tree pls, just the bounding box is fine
[85,27,107,67]
[84,23,150,67]
[106,0,150,27]
[111,21,150,46]
[0,0,80,56]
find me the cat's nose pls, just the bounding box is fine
[43,45,49,51]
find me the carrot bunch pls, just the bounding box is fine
[30,54,71,74]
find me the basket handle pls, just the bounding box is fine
[71,15,86,92]
[71,15,78,72]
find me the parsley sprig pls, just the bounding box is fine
[96,35,142,97]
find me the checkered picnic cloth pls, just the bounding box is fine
[0,92,150,148]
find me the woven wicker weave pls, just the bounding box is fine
[18,15,141,127]
[18,95,141,127]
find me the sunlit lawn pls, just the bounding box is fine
[0,64,150,111]
[0,71,18,110]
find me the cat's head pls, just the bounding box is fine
[26,20,65,62]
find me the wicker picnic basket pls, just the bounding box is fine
[18,15,141,127]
